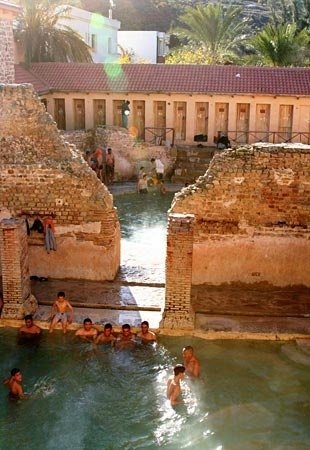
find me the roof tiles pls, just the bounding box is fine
[15,63,310,96]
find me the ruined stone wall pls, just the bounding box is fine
[171,144,310,287]
[0,84,120,281]
[61,127,176,180]
[0,19,15,83]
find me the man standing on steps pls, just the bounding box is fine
[106,148,115,184]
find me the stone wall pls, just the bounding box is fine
[0,84,120,281]
[0,19,15,83]
[0,218,37,319]
[171,144,310,287]
[61,127,176,180]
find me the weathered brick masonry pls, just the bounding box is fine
[0,218,37,319]
[0,19,15,84]
[164,144,310,326]
[0,84,120,281]
[161,213,195,329]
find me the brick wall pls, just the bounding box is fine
[0,19,14,83]
[161,213,195,329]
[0,219,31,318]
[0,84,120,281]
[171,144,310,287]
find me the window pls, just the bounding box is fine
[85,33,97,51]
[91,34,97,51]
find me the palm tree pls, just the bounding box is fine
[251,22,310,66]
[14,0,93,64]
[171,3,250,64]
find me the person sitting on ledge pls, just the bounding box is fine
[49,291,74,334]
[216,132,231,149]
[19,314,41,336]
[75,318,98,342]
[95,323,116,346]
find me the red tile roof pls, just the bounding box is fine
[14,64,51,94]
[15,63,310,96]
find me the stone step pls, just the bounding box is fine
[171,175,200,184]
[177,149,215,158]
[173,166,209,178]
[196,314,310,334]
[175,161,211,169]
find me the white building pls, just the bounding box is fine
[57,5,120,63]
[118,31,170,63]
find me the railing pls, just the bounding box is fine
[228,131,310,146]
[145,127,175,147]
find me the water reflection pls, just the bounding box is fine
[114,192,174,270]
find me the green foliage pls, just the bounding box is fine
[171,3,250,64]
[250,22,310,66]
[166,46,211,65]
[14,0,93,64]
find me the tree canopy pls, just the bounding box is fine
[14,0,93,64]
[169,3,250,64]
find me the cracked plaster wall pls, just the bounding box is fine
[171,144,310,287]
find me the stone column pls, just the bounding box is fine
[0,218,36,319]
[161,213,195,329]
[0,19,15,83]
[0,2,21,84]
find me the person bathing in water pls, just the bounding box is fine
[75,318,98,342]
[166,364,186,406]
[3,368,26,400]
[182,346,201,378]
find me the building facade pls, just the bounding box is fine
[118,31,170,63]
[15,63,310,146]
[57,4,120,63]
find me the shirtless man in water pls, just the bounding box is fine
[166,364,186,406]
[115,324,136,350]
[95,323,116,345]
[182,346,201,378]
[75,318,98,342]
[3,368,25,400]
[137,321,157,342]
[19,314,41,336]
[49,291,74,334]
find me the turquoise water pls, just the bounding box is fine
[1,329,309,450]
[114,192,174,281]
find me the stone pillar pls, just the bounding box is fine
[0,2,21,84]
[0,218,36,319]
[0,19,14,83]
[161,213,195,329]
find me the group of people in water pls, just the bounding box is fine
[3,291,201,406]
[137,157,167,195]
